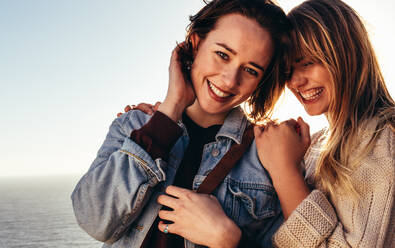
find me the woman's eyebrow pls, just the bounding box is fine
[215,42,237,55]
[215,42,265,71]
[250,62,265,72]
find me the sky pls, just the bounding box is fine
[0,0,394,177]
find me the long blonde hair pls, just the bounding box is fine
[288,0,395,198]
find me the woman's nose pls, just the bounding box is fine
[288,70,307,90]
[222,67,240,88]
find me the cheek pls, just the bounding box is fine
[240,82,259,100]
[191,54,217,80]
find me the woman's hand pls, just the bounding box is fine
[254,117,311,219]
[117,102,161,117]
[254,117,310,177]
[157,186,241,248]
[158,43,196,122]
[117,44,195,120]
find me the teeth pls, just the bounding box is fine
[300,88,323,100]
[208,81,231,98]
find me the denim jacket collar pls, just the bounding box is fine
[215,106,248,145]
[177,106,248,145]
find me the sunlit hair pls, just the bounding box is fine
[288,0,395,198]
[178,0,292,122]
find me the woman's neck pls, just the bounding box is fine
[185,101,228,128]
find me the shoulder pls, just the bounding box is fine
[110,110,153,135]
[373,123,394,158]
[353,123,394,191]
[356,119,394,168]
[368,124,394,176]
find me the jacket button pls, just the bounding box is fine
[211,148,220,157]
[135,224,144,232]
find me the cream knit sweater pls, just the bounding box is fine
[273,120,395,248]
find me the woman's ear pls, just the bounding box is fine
[190,33,201,54]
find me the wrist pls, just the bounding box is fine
[271,167,310,219]
[268,162,302,182]
[271,164,305,191]
[212,218,241,248]
[157,100,185,122]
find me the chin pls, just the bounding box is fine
[204,106,228,115]
[304,106,327,116]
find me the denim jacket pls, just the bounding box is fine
[71,107,283,248]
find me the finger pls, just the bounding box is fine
[171,45,181,63]
[158,221,178,235]
[209,194,220,203]
[117,112,122,117]
[158,209,176,222]
[165,185,193,199]
[297,117,311,145]
[136,103,154,115]
[176,41,187,52]
[153,101,161,111]
[124,105,133,112]
[283,119,300,135]
[284,118,297,126]
[157,194,179,209]
[263,122,276,132]
[267,119,279,125]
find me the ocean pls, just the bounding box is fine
[0,175,102,248]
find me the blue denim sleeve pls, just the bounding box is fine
[71,111,167,244]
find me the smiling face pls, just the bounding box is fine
[188,13,274,120]
[287,59,333,116]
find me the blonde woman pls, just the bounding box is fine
[255,0,395,247]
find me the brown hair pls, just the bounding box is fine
[288,0,395,198]
[179,0,291,121]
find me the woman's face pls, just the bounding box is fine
[287,59,333,116]
[190,13,274,116]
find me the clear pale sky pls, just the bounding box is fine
[1,0,394,177]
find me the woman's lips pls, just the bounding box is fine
[299,87,324,103]
[207,80,233,102]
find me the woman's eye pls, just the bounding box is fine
[216,51,229,60]
[244,67,258,77]
[302,61,313,67]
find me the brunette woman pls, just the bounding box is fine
[71,0,291,247]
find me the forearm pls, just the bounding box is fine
[271,166,310,219]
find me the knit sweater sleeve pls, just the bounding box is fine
[273,125,395,248]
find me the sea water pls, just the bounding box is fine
[0,175,101,248]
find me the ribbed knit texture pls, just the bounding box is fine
[273,120,395,247]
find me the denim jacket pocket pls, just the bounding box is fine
[226,179,278,226]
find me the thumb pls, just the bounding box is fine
[154,101,162,111]
[297,117,310,146]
